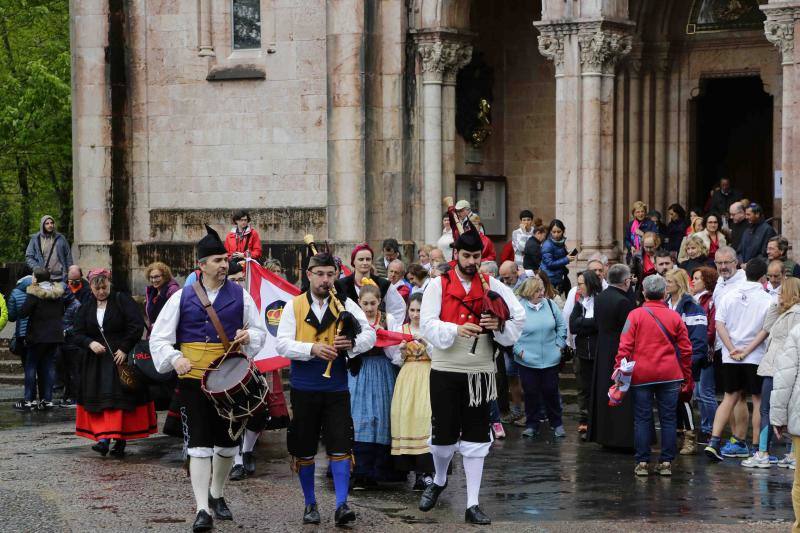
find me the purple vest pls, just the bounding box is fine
[176,280,244,344]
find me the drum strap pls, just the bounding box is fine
[192,281,231,351]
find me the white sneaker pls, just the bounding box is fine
[741,451,772,469]
[492,422,506,439]
[778,454,796,469]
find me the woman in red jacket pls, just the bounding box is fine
[224,210,263,261]
[613,274,694,477]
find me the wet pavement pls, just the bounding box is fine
[0,388,794,532]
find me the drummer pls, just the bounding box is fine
[151,225,266,533]
[276,252,375,526]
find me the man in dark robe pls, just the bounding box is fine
[589,263,637,450]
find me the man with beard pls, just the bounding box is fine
[150,225,267,532]
[276,253,375,526]
[25,215,73,282]
[417,227,524,525]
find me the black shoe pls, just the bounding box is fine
[91,439,109,456]
[350,475,377,491]
[229,464,247,481]
[303,503,321,525]
[412,473,426,491]
[208,493,233,521]
[192,510,213,532]
[418,480,447,512]
[704,444,723,462]
[696,431,711,446]
[334,503,355,526]
[242,451,256,476]
[109,440,126,458]
[465,505,491,525]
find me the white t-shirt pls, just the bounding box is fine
[712,269,746,350]
[715,281,772,365]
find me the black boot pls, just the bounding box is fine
[418,481,447,512]
[242,451,256,476]
[303,503,320,525]
[208,493,233,520]
[412,473,426,491]
[109,440,126,458]
[464,505,491,525]
[192,510,213,532]
[91,439,109,456]
[334,503,355,526]
[229,464,247,481]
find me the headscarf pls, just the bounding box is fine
[87,268,111,283]
[350,243,374,266]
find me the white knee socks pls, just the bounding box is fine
[430,444,457,486]
[462,456,484,508]
[189,457,212,513]
[242,429,259,453]
[211,452,235,498]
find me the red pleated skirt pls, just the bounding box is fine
[75,402,157,441]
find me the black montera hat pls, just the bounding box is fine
[197,224,227,260]
[307,253,336,270]
[452,227,483,253]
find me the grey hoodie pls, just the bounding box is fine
[25,215,73,281]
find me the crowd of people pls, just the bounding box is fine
[8,189,800,530]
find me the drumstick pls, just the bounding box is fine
[191,322,250,371]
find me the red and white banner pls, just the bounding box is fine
[246,259,301,373]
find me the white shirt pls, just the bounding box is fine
[562,280,607,348]
[715,281,772,364]
[96,307,106,328]
[380,313,403,366]
[411,277,430,296]
[712,269,746,349]
[420,272,525,350]
[275,294,375,361]
[356,281,405,324]
[150,282,267,374]
[767,282,781,304]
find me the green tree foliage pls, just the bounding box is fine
[0,0,70,263]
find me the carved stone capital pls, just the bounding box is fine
[578,27,632,75]
[418,41,446,75]
[761,3,800,65]
[537,32,567,73]
[442,42,473,83]
[418,38,473,82]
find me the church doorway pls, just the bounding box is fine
[691,76,773,217]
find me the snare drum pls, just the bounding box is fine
[201,353,269,422]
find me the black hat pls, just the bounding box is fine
[452,227,483,253]
[307,253,336,270]
[197,224,227,260]
[228,259,244,276]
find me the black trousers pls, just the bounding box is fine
[178,379,240,450]
[287,389,353,457]
[430,370,491,445]
[56,344,82,400]
[495,347,511,414]
[574,356,594,425]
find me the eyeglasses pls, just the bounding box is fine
[68,280,81,286]
[715,260,736,266]
[309,270,336,279]
[149,275,162,281]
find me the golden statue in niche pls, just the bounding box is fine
[471,98,492,148]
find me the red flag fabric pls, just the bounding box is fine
[375,329,413,348]
[246,259,301,372]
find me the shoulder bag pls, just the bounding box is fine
[643,307,693,401]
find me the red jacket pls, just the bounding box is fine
[499,241,515,264]
[480,234,496,263]
[614,301,693,387]
[224,226,262,259]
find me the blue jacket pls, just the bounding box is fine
[623,218,658,252]
[513,298,567,369]
[669,293,708,377]
[8,276,33,338]
[24,216,73,281]
[541,238,569,287]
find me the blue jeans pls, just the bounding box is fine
[695,365,717,434]
[759,377,773,453]
[488,400,501,423]
[632,381,680,463]
[24,343,57,402]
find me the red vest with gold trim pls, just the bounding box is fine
[439,268,486,325]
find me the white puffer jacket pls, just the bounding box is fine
[770,324,800,435]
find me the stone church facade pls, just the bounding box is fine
[71,0,800,290]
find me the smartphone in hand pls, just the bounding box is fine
[569,247,579,256]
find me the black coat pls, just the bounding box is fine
[72,292,147,412]
[335,274,390,312]
[679,255,714,276]
[20,283,66,345]
[569,300,598,360]
[523,237,543,271]
[588,285,636,450]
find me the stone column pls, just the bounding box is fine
[442,43,472,200]
[417,36,471,243]
[537,21,632,257]
[198,0,214,56]
[763,3,798,249]
[327,0,366,246]
[627,53,642,209]
[653,51,669,212]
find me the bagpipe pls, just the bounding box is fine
[303,234,362,378]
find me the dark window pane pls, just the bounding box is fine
[233,0,261,50]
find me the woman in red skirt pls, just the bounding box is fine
[72,269,156,457]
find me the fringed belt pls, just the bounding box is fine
[431,334,496,406]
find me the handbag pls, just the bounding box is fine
[98,295,139,392]
[545,299,573,367]
[643,307,694,401]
